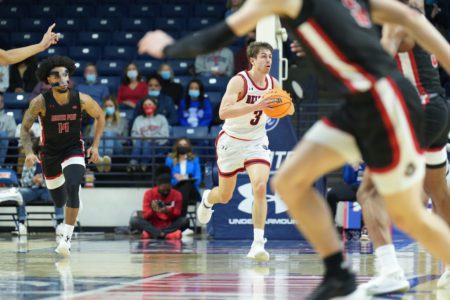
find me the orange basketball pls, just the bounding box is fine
[262,88,292,118]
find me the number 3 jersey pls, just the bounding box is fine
[39,89,83,155]
[222,70,275,140]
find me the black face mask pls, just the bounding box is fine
[177,146,190,155]
[159,189,170,198]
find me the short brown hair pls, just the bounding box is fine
[247,41,273,59]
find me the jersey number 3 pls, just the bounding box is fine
[58,122,70,134]
[250,111,262,126]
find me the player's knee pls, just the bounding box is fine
[253,181,267,199]
[49,186,67,208]
[65,183,80,208]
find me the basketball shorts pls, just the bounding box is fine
[423,94,450,168]
[40,145,86,189]
[304,76,425,196]
[215,131,271,177]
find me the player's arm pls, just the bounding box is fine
[219,76,274,120]
[80,93,105,163]
[138,0,301,59]
[272,77,295,115]
[21,96,45,166]
[380,24,415,55]
[370,0,450,73]
[0,24,59,65]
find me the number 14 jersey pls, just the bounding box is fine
[222,70,275,140]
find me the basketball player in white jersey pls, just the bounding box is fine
[197,41,294,261]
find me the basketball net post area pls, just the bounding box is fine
[256,16,289,87]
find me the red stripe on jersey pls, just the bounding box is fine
[245,70,268,90]
[408,50,428,97]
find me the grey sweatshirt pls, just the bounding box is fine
[131,114,169,145]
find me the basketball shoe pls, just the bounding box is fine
[197,189,213,224]
[437,266,450,288]
[307,273,366,300]
[247,238,270,262]
[55,237,71,257]
[361,267,409,295]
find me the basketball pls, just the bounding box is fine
[262,88,293,118]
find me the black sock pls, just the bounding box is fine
[56,218,64,225]
[323,252,352,279]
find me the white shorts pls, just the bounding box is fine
[215,131,271,177]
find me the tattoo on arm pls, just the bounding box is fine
[20,96,44,155]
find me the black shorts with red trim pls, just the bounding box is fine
[424,94,450,150]
[40,146,85,179]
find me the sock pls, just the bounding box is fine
[203,192,213,208]
[64,224,75,242]
[324,251,352,279]
[56,219,64,225]
[375,244,400,273]
[19,220,25,225]
[254,228,264,241]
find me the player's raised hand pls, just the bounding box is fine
[24,153,38,168]
[39,23,59,50]
[138,30,174,59]
[87,147,100,164]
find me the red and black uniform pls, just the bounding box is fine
[39,89,85,183]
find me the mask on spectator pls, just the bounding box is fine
[177,145,190,155]
[127,70,138,80]
[160,71,171,80]
[86,74,96,83]
[159,189,170,198]
[144,106,156,116]
[148,90,160,97]
[105,107,115,116]
[188,90,200,98]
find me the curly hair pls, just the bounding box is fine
[36,56,76,84]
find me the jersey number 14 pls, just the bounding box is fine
[58,122,70,134]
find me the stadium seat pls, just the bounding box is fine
[135,60,162,76]
[20,18,48,32]
[73,60,89,76]
[69,46,101,61]
[171,126,209,140]
[55,32,76,46]
[120,108,134,123]
[96,60,126,76]
[103,46,135,60]
[55,18,84,32]
[195,4,224,18]
[209,125,223,138]
[173,76,192,88]
[200,76,228,92]
[161,4,191,17]
[112,32,141,46]
[97,4,127,18]
[129,4,159,17]
[98,76,121,93]
[155,18,186,32]
[10,33,41,47]
[3,93,30,109]
[0,5,27,18]
[70,76,84,85]
[188,18,217,31]
[87,18,118,32]
[0,18,18,32]
[121,18,153,32]
[64,5,94,18]
[167,59,194,76]
[5,109,23,124]
[37,46,68,59]
[78,32,111,46]
[30,5,58,18]
[205,91,222,107]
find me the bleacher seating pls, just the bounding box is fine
[167,59,195,76]
[103,46,135,60]
[69,46,101,61]
[55,18,84,32]
[0,5,28,18]
[135,60,162,75]
[78,32,111,46]
[3,93,30,109]
[112,32,141,46]
[0,18,18,32]
[121,18,153,32]
[64,5,94,18]
[88,18,119,32]
[11,32,41,47]
[96,60,126,76]
[30,4,58,18]
[37,46,68,59]
[73,60,89,76]
[5,109,23,124]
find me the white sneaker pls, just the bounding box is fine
[12,223,28,236]
[182,228,194,236]
[437,267,450,288]
[56,223,64,237]
[361,268,409,295]
[247,239,270,262]
[55,238,71,257]
[197,189,213,224]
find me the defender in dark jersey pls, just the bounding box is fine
[357,1,450,293]
[20,56,105,257]
[138,0,450,299]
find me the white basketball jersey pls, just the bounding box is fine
[222,70,274,140]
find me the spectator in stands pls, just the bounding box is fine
[158,63,183,106]
[178,79,213,127]
[225,0,245,17]
[8,56,38,93]
[0,93,17,165]
[0,64,9,93]
[30,79,76,100]
[128,98,169,172]
[234,31,256,73]
[129,172,189,240]
[117,63,148,109]
[89,96,128,173]
[16,139,64,236]
[165,138,202,205]
[195,48,234,78]
[134,75,178,126]
[77,63,109,105]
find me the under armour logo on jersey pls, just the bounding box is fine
[405,162,416,177]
